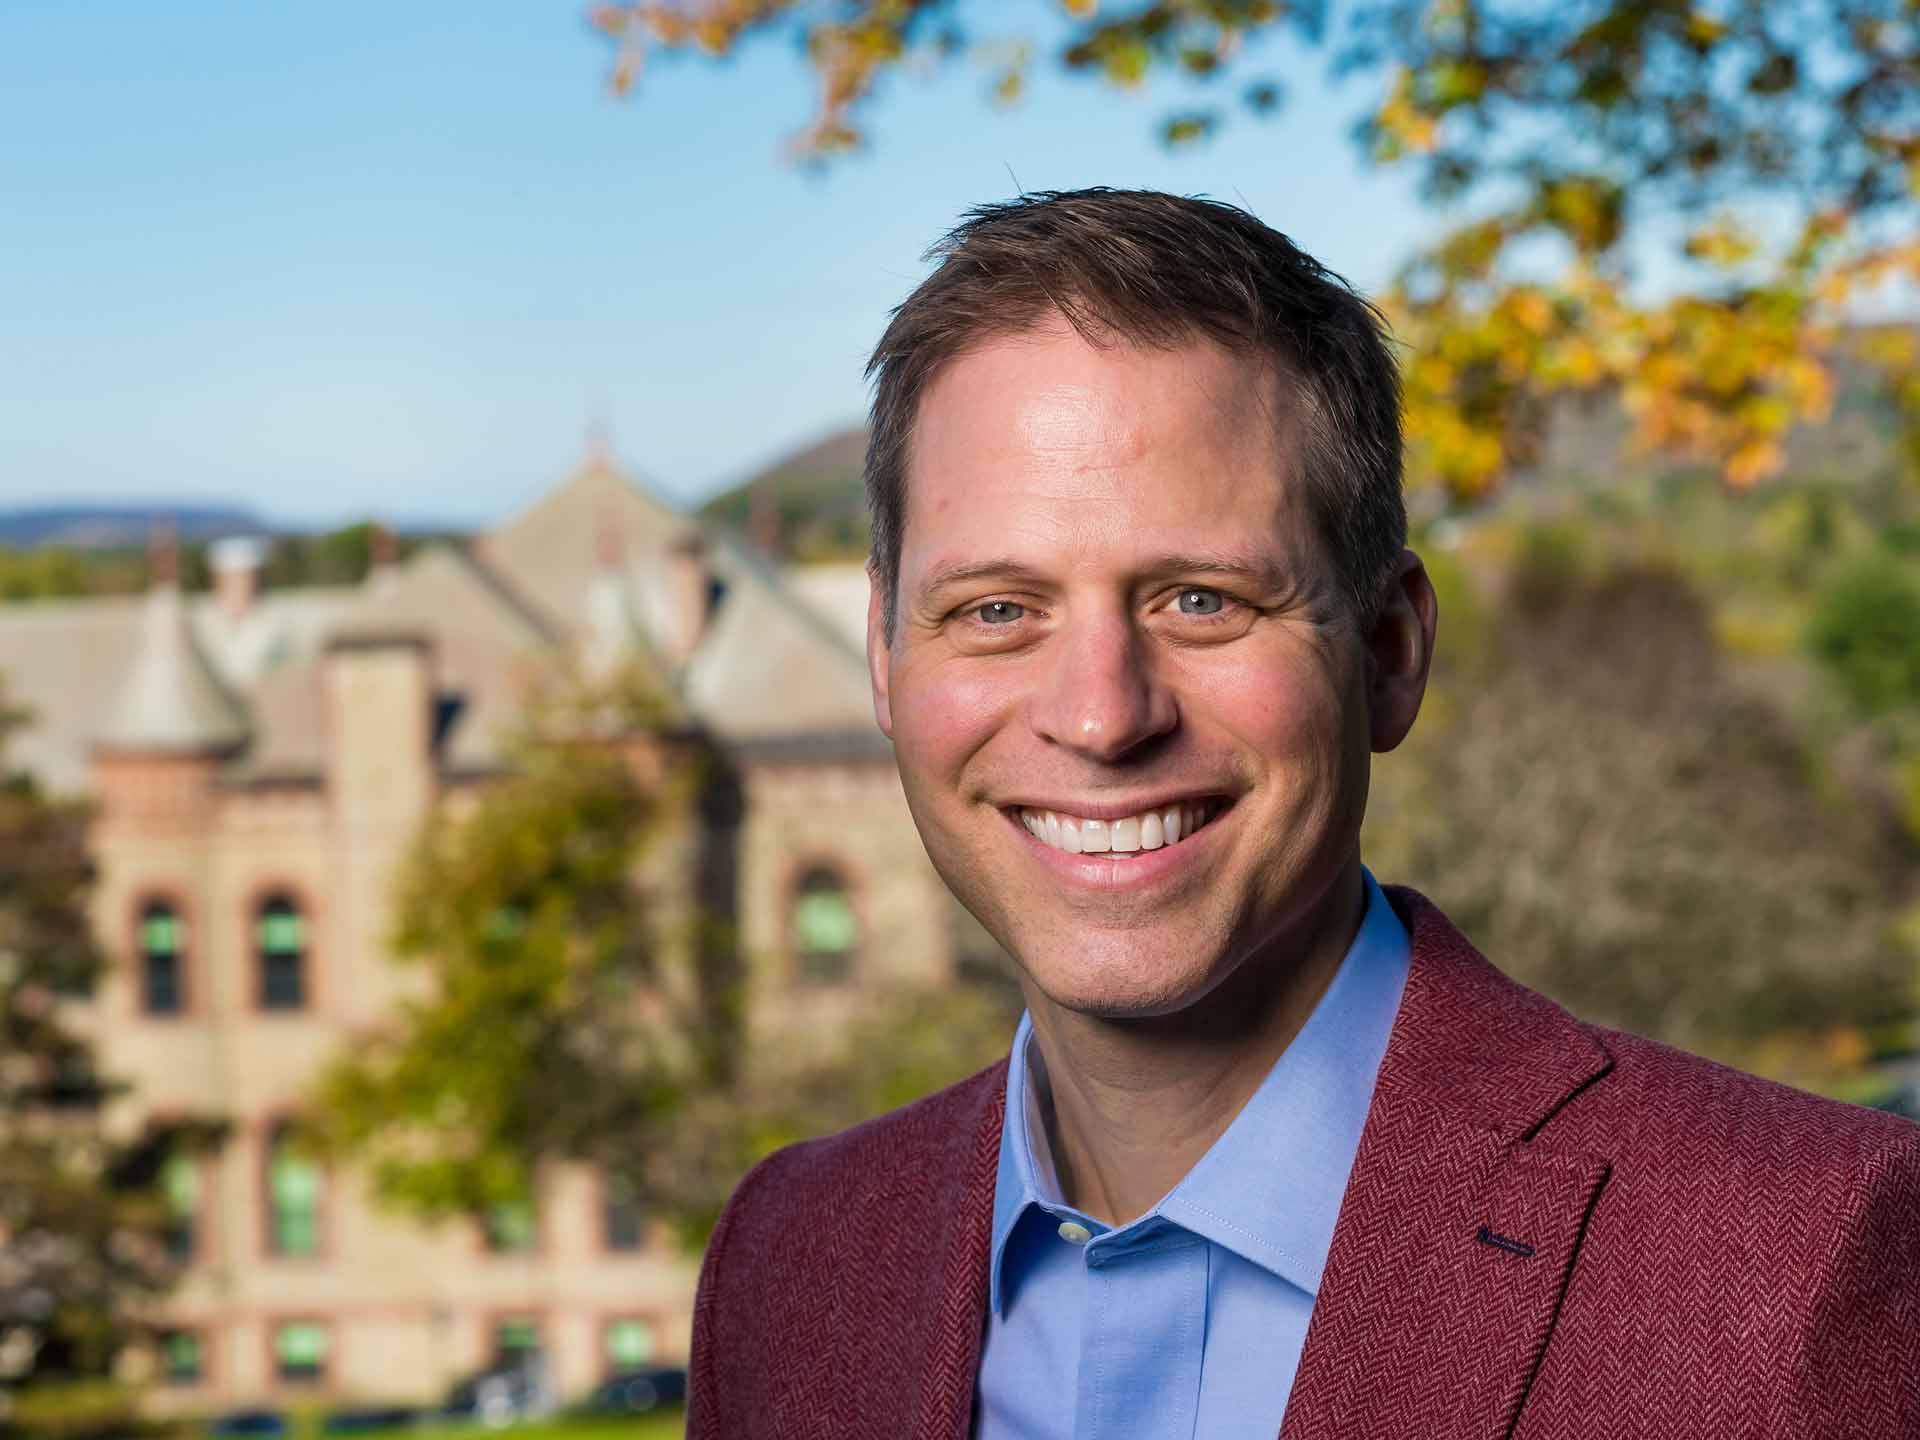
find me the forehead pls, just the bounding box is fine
[903,322,1311,586]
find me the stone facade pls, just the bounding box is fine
[1,451,958,1410]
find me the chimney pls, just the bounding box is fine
[368,521,399,593]
[749,486,784,562]
[665,531,714,665]
[323,629,436,827]
[209,535,266,622]
[148,522,180,589]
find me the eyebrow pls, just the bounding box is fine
[915,551,1293,600]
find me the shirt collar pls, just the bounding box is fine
[990,869,1411,1314]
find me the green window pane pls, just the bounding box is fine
[606,1319,653,1369]
[276,1322,328,1367]
[164,1331,202,1383]
[269,1141,321,1256]
[793,890,856,955]
[141,909,182,955]
[162,1152,199,1216]
[497,1318,540,1354]
[259,906,304,954]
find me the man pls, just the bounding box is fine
[687,189,1920,1437]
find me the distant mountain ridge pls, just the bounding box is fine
[0,504,270,549]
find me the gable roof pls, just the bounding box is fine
[478,452,693,645]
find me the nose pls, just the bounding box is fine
[1027,610,1178,762]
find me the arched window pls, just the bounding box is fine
[265,1125,322,1258]
[256,894,306,1011]
[790,865,858,984]
[139,900,185,1015]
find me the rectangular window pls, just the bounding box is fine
[604,1318,654,1373]
[274,1321,328,1384]
[603,1176,644,1253]
[162,1330,203,1386]
[267,1137,321,1258]
[495,1317,540,1363]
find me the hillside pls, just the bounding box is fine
[700,427,869,562]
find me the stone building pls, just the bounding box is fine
[0,448,959,1409]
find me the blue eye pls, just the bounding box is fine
[977,601,1026,625]
[1176,589,1225,615]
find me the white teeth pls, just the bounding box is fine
[1018,802,1216,857]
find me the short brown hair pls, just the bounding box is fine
[863,188,1405,637]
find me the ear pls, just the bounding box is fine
[1366,549,1438,754]
[866,571,895,739]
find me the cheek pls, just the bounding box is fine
[1178,647,1348,765]
[890,654,1020,784]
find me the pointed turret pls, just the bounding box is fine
[96,527,250,756]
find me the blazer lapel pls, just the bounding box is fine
[1280,889,1614,1440]
[906,1069,1004,1440]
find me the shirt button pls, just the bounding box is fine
[1057,1221,1093,1245]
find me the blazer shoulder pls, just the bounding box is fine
[1556,1021,1920,1207]
[716,1059,1008,1249]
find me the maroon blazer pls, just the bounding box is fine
[688,888,1920,1437]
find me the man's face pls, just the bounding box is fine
[868,320,1417,1021]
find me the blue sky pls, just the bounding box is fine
[0,0,1428,527]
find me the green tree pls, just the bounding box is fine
[306,672,694,1231]
[0,688,180,1394]
[592,0,1918,502]
[308,666,1019,1246]
[1809,552,1920,719]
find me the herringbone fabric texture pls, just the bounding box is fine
[688,888,1920,1438]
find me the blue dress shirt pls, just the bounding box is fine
[974,871,1411,1440]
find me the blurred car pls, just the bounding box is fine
[206,1411,289,1438]
[583,1365,688,1415]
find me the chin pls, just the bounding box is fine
[1015,929,1236,1022]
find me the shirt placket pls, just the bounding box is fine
[1074,1230,1208,1440]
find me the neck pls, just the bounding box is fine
[1021,859,1366,1227]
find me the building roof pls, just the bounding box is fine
[0,586,357,791]
[0,448,885,794]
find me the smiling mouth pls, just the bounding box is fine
[1011,800,1227,856]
